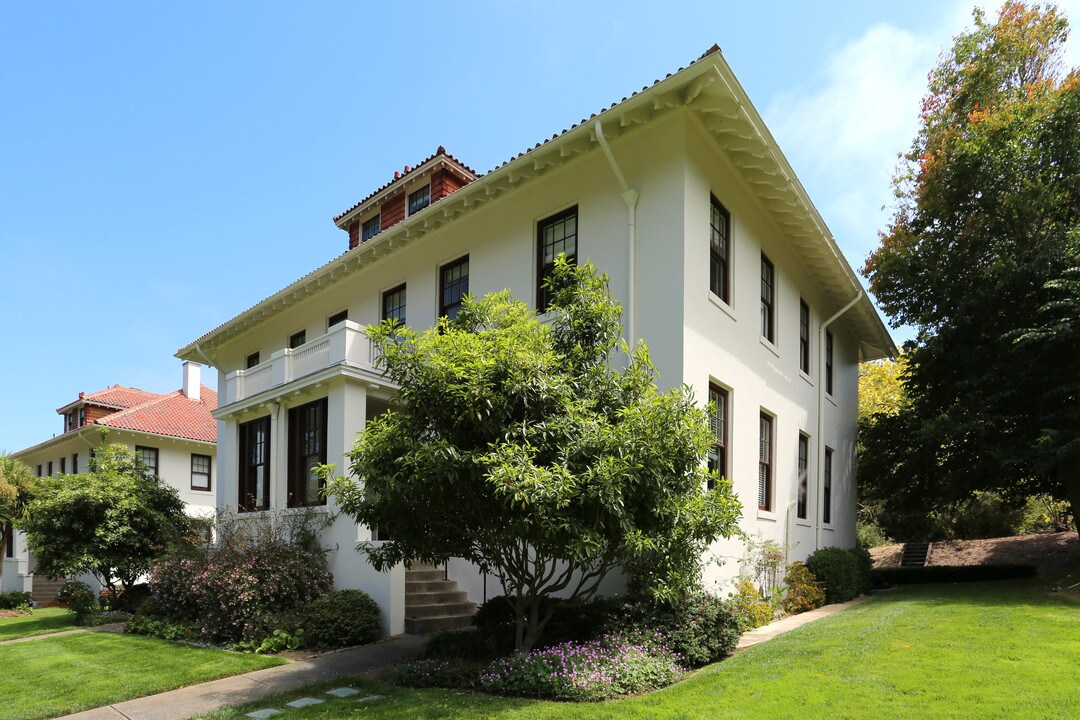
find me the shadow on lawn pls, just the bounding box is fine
[869,579,1080,611]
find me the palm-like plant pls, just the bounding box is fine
[0,454,34,573]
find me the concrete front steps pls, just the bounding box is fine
[404,564,477,634]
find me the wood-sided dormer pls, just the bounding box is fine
[334,147,478,250]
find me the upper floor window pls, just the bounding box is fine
[439,256,469,320]
[707,384,729,490]
[709,196,731,304]
[289,330,306,349]
[78,407,86,427]
[239,416,271,512]
[408,185,431,215]
[47,461,53,477]
[825,330,835,396]
[383,284,407,325]
[191,453,212,491]
[823,446,834,525]
[362,215,381,242]
[536,207,578,311]
[758,412,773,511]
[136,446,159,477]
[72,453,78,474]
[246,352,261,369]
[761,254,775,343]
[288,398,328,508]
[799,299,811,375]
[328,310,348,329]
[797,433,810,520]
[60,457,66,474]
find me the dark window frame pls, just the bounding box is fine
[327,309,348,329]
[59,456,66,474]
[758,412,773,511]
[825,330,835,396]
[707,383,729,490]
[3,523,12,558]
[536,206,578,311]
[72,452,78,474]
[239,416,271,513]
[709,196,731,304]
[191,453,212,492]
[407,184,431,215]
[361,214,381,242]
[47,461,53,477]
[288,330,307,349]
[761,254,775,343]
[246,351,261,369]
[799,299,811,375]
[823,446,834,525]
[36,465,41,478]
[796,433,810,520]
[439,256,469,320]
[135,446,159,477]
[382,283,407,325]
[287,398,328,508]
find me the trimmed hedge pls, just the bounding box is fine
[0,591,32,610]
[298,589,381,649]
[876,564,1037,585]
[805,547,862,604]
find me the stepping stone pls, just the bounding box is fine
[355,695,385,703]
[286,697,325,708]
[326,687,360,698]
[246,711,282,719]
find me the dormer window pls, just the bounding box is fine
[408,185,430,215]
[362,215,380,242]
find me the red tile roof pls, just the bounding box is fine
[93,386,218,443]
[59,385,162,412]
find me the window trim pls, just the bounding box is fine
[823,446,834,526]
[799,299,811,375]
[287,398,329,508]
[47,461,53,477]
[382,283,407,325]
[761,253,776,344]
[246,351,261,369]
[327,309,348,330]
[796,433,810,520]
[407,184,431,216]
[72,452,78,474]
[758,412,774,512]
[135,445,159,477]
[59,456,66,474]
[191,453,212,492]
[438,255,470,320]
[709,195,731,304]
[825,330,835,396]
[288,330,307,349]
[361,214,381,242]
[238,416,271,513]
[707,383,730,490]
[536,205,579,311]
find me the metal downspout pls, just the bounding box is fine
[816,289,864,551]
[594,120,640,348]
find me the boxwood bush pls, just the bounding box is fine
[805,547,862,604]
[298,588,381,649]
[0,591,32,610]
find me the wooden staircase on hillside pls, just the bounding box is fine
[404,563,477,634]
[900,542,932,567]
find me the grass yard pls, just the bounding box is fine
[0,632,285,720]
[0,607,77,641]
[200,581,1080,720]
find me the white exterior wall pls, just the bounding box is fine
[205,109,867,625]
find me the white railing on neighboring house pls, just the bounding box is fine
[223,320,378,405]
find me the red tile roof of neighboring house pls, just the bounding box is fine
[59,385,162,413]
[94,387,218,443]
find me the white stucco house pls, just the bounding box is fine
[5,361,218,601]
[176,46,895,635]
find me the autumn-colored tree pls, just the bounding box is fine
[862,2,1080,536]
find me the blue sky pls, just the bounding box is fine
[2,1,1074,451]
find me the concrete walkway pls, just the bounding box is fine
[57,634,425,720]
[735,593,873,650]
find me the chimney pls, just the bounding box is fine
[182,361,201,402]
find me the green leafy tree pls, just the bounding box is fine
[0,455,34,581]
[328,258,742,651]
[17,443,190,595]
[862,2,1080,536]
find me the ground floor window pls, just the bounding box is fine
[288,398,328,507]
[797,433,809,520]
[191,453,212,491]
[758,413,773,511]
[239,417,271,512]
[823,447,834,525]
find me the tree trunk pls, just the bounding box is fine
[1062,470,1080,541]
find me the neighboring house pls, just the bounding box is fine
[4,361,217,600]
[177,46,896,635]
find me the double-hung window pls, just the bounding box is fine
[361,215,381,242]
[707,384,729,490]
[72,453,78,474]
[797,433,809,520]
[289,330,306,349]
[823,447,834,525]
[239,417,271,512]
[439,256,469,320]
[408,185,430,215]
[59,457,66,474]
[383,284,407,325]
[799,300,811,375]
[758,413,773,511]
[288,398,328,507]
[191,453,212,491]
[537,206,578,311]
[761,254,775,343]
[136,446,159,477]
[709,196,731,303]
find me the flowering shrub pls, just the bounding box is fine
[393,658,488,689]
[782,562,825,614]
[298,589,381,649]
[56,580,97,623]
[728,577,775,631]
[602,593,742,668]
[479,633,684,701]
[150,509,333,642]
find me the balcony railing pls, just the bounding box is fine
[223,320,380,405]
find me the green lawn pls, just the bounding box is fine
[0,632,285,720]
[0,607,77,641]
[201,581,1080,720]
